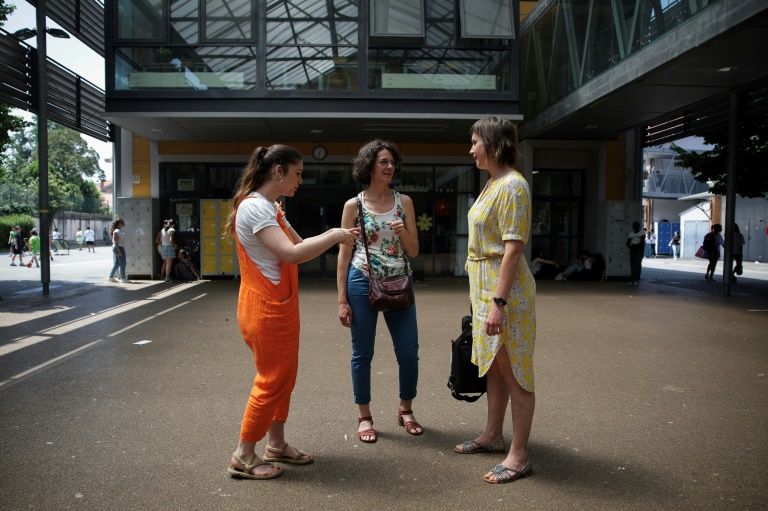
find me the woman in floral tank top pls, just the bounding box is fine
[337,139,422,444]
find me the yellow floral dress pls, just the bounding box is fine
[466,171,536,392]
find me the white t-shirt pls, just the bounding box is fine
[52,231,61,240]
[235,192,292,285]
[84,229,95,242]
[627,229,645,246]
[112,228,126,248]
[160,227,175,246]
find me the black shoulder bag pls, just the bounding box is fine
[448,315,487,402]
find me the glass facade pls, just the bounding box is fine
[159,161,480,278]
[530,170,584,266]
[521,0,723,119]
[112,0,516,95]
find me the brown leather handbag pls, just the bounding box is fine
[356,196,414,312]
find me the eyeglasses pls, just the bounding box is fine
[377,159,399,168]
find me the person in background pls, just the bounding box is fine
[554,250,591,281]
[84,226,96,253]
[730,224,746,283]
[223,144,359,480]
[626,221,645,285]
[646,229,656,258]
[337,140,422,444]
[529,252,561,280]
[27,229,41,268]
[107,218,130,283]
[174,249,201,281]
[51,228,63,252]
[10,226,24,266]
[76,228,85,251]
[669,231,681,259]
[704,223,724,281]
[158,219,177,282]
[455,116,536,485]
[102,227,109,246]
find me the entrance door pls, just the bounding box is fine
[284,193,348,277]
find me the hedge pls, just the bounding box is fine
[0,214,36,246]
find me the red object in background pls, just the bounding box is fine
[435,198,451,217]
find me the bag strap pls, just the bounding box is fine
[356,193,409,274]
[450,387,483,402]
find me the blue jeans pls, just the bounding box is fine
[110,246,127,279]
[346,266,419,405]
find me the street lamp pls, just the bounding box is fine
[12,2,70,295]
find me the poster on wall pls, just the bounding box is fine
[176,202,194,231]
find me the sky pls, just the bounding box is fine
[4,1,113,178]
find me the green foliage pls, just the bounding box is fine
[0,214,36,243]
[0,122,108,216]
[670,115,768,199]
[0,2,30,159]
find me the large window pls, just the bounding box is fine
[370,0,425,37]
[117,0,165,40]
[266,0,359,90]
[459,0,514,39]
[111,0,515,95]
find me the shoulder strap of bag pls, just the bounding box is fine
[356,193,409,273]
[356,195,373,271]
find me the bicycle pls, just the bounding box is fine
[52,236,71,255]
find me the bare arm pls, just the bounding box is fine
[388,194,419,258]
[337,199,358,328]
[257,223,358,265]
[485,239,524,335]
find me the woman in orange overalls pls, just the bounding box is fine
[223,145,359,480]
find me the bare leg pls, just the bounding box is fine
[484,351,535,483]
[454,358,508,451]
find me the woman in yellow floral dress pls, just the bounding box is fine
[454,116,536,484]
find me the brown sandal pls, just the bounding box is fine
[357,416,377,443]
[397,409,423,435]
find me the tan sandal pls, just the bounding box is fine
[397,409,423,436]
[262,444,314,465]
[227,453,283,480]
[357,416,377,443]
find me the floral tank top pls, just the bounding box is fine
[350,190,411,278]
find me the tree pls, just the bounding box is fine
[1,122,108,216]
[0,1,30,164]
[670,115,768,199]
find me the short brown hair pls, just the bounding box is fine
[351,139,402,186]
[470,116,519,168]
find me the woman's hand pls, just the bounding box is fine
[485,304,506,336]
[386,220,406,236]
[338,227,360,247]
[338,302,353,328]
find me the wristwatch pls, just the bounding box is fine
[492,297,507,307]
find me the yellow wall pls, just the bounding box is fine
[132,134,152,197]
[157,141,469,158]
[520,1,538,22]
[604,134,626,201]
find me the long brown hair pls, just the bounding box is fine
[224,144,303,237]
[110,218,124,237]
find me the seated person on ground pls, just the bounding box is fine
[570,253,606,282]
[555,250,591,281]
[530,251,561,280]
[174,249,201,281]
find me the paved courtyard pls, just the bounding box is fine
[1,251,766,510]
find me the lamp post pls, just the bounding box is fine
[12,0,69,295]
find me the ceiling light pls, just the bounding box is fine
[150,128,164,133]
[716,66,737,73]
[310,129,323,134]
[585,125,598,130]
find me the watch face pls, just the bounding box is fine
[312,146,327,160]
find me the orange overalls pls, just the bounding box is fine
[235,198,300,443]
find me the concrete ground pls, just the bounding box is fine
[0,251,766,510]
